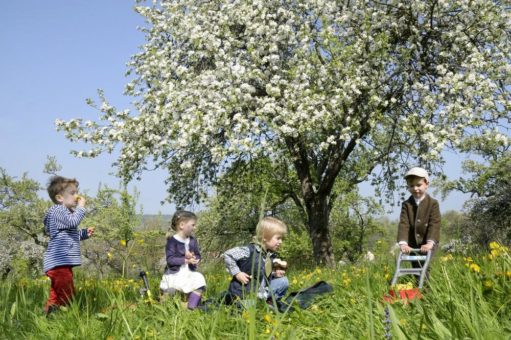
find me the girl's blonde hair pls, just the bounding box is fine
[166,210,197,239]
[254,216,287,244]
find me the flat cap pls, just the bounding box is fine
[404,167,429,182]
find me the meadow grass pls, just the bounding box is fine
[1,246,510,339]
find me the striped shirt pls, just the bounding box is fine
[43,205,88,273]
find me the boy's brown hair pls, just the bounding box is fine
[47,176,79,204]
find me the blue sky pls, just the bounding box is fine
[0,1,471,217]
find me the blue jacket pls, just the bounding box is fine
[43,205,88,273]
[164,235,201,274]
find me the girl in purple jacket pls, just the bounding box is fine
[159,210,206,309]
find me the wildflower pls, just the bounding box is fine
[483,279,494,289]
[395,283,414,290]
[241,311,250,322]
[292,278,298,285]
[440,254,454,262]
[489,241,500,250]
[263,314,272,324]
[120,240,127,247]
[469,263,481,273]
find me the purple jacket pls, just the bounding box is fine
[165,235,202,274]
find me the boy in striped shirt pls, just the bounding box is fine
[43,176,94,315]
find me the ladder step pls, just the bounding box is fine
[401,256,427,261]
[395,272,421,277]
[398,268,422,275]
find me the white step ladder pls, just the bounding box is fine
[391,249,432,289]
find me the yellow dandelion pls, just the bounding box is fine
[241,311,249,321]
[395,282,414,290]
[489,241,500,250]
[264,327,271,334]
[292,278,298,285]
[464,257,473,263]
[440,254,454,262]
[483,279,494,289]
[263,314,272,324]
[120,239,127,247]
[469,263,481,273]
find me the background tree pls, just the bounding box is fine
[83,185,141,278]
[58,0,511,264]
[0,168,49,278]
[439,140,511,246]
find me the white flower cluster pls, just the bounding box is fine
[56,0,511,203]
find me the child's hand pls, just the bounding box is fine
[400,244,413,254]
[185,251,194,259]
[87,227,95,237]
[76,195,86,208]
[235,272,251,284]
[186,257,199,265]
[420,242,433,253]
[274,269,286,278]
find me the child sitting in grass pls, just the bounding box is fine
[223,216,289,305]
[160,210,206,310]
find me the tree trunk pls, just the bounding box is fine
[306,195,335,266]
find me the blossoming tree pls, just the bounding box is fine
[58,0,510,264]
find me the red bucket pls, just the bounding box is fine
[383,288,422,304]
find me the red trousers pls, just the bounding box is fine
[44,266,74,312]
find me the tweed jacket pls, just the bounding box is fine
[43,205,89,273]
[397,194,441,247]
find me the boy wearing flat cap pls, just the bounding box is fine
[397,167,441,257]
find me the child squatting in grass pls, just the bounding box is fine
[223,216,289,306]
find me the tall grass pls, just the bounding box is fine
[1,247,510,339]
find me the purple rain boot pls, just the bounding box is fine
[187,292,202,310]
